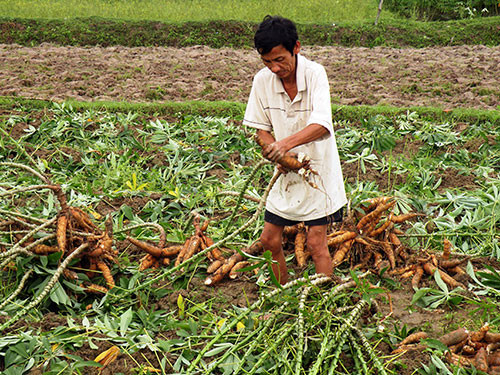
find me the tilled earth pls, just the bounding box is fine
[1,43,500,109]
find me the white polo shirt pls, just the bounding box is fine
[243,54,347,221]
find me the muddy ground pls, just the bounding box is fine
[1,44,500,109]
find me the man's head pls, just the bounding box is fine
[254,15,298,56]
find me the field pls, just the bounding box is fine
[1,2,500,375]
[0,0,392,23]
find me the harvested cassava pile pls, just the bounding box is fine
[393,324,500,374]
[128,211,225,272]
[1,183,118,293]
[277,196,472,290]
[204,196,477,289]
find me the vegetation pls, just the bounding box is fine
[1,15,500,48]
[1,0,499,372]
[384,0,500,20]
[2,97,500,126]
[0,103,499,373]
[0,0,392,23]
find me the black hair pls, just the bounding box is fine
[254,15,298,55]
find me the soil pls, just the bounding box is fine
[1,43,500,109]
[1,43,499,374]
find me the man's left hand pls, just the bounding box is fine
[263,141,288,162]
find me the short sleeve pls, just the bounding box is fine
[243,75,272,132]
[307,66,333,138]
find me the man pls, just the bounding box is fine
[243,15,347,284]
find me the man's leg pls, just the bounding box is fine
[260,222,288,284]
[306,224,332,276]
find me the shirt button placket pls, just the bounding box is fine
[285,97,293,118]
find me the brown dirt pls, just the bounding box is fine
[1,44,500,109]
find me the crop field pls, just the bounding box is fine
[1,103,499,374]
[1,1,500,375]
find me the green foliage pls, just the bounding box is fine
[411,272,465,309]
[1,103,499,374]
[384,0,500,20]
[0,0,388,23]
[2,15,500,48]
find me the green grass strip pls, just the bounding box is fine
[1,16,500,48]
[2,96,500,125]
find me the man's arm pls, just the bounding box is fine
[260,124,329,162]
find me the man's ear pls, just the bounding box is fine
[293,41,301,56]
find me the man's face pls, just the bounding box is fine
[260,42,301,81]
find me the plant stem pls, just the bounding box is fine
[0,208,48,225]
[0,161,50,184]
[352,326,388,375]
[0,184,55,197]
[349,332,369,375]
[233,302,288,375]
[310,298,369,375]
[0,269,33,310]
[0,243,88,331]
[10,216,57,252]
[246,323,295,375]
[221,159,267,238]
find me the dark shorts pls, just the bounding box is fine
[264,207,344,227]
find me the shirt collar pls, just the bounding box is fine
[273,53,306,93]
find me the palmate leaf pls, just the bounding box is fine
[477,265,500,290]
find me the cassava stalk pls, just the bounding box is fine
[218,190,261,203]
[295,286,312,375]
[219,303,288,375]
[349,332,369,375]
[221,159,268,238]
[0,243,88,331]
[352,326,388,375]
[0,161,49,184]
[310,298,369,375]
[0,208,47,225]
[0,184,55,198]
[0,253,17,270]
[188,274,346,374]
[9,216,57,251]
[0,270,33,310]
[246,323,296,375]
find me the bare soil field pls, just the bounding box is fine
[1,44,500,109]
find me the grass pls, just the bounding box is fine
[2,15,500,48]
[0,0,396,23]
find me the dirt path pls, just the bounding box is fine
[1,43,499,109]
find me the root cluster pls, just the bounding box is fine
[127,212,263,285]
[1,184,118,294]
[394,325,500,374]
[279,196,471,290]
[128,212,224,271]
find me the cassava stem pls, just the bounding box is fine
[0,243,88,331]
[0,269,33,310]
[221,159,268,238]
[295,286,312,375]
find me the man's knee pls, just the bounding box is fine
[260,231,282,254]
[306,227,327,250]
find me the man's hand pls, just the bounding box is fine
[263,140,288,162]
